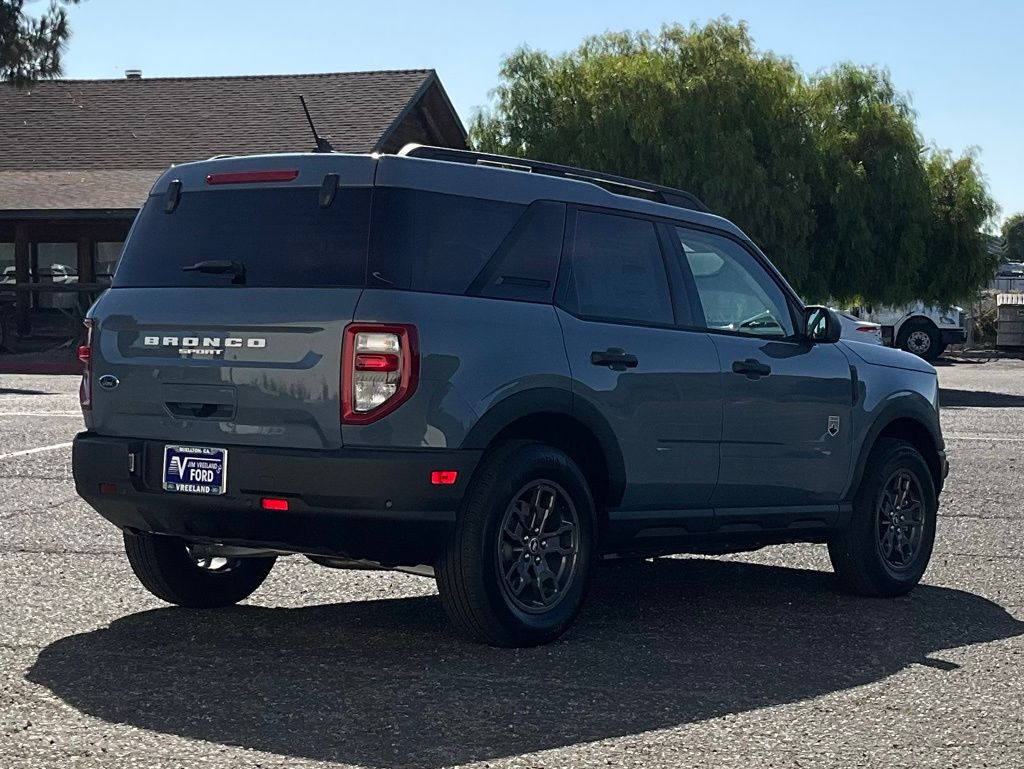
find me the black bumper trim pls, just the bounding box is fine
[73,433,480,565]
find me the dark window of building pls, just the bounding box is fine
[33,243,78,310]
[561,211,674,326]
[113,187,371,288]
[95,242,124,285]
[369,188,525,294]
[0,243,13,286]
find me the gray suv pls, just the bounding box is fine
[73,145,948,647]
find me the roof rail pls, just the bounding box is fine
[397,144,711,214]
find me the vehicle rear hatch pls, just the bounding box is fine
[85,154,376,450]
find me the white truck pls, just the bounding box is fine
[856,303,966,361]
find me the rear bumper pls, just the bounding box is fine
[940,329,966,346]
[72,433,481,565]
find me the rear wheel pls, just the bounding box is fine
[436,441,596,647]
[828,438,937,597]
[123,530,275,608]
[897,320,941,361]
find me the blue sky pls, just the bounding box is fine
[61,0,1022,223]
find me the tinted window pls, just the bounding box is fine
[563,211,673,325]
[113,187,371,288]
[675,227,794,338]
[369,188,525,294]
[470,201,565,303]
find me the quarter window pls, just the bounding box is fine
[563,211,673,326]
[675,227,794,338]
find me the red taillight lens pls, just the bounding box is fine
[430,470,459,486]
[261,498,290,511]
[857,325,877,332]
[79,319,94,411]
[205,169,299,185]
[354,353,400,372]
[341,324,419,424]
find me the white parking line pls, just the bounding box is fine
[945,434,1024,443]
[0,442,73,461]
[0,412,82,417]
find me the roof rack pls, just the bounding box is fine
[397,144,711,214]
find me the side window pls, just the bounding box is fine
[369,189,525,294]
[470,201,565,303]
[562,211,674,326]
[675,227,795,339]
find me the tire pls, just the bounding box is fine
[123,530,275,608]
[897,320,941,361]
[436,441,597,647]
[828,438,937,597]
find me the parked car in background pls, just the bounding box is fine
[837,312,883,345]
[856,303,965,361]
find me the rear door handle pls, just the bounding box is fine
[731,358,771,378]
[591,348,639,371]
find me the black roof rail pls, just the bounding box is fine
[397,144,711,214]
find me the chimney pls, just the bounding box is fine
[125,70,142,80]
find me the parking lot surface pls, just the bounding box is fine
[1,358,1022,769]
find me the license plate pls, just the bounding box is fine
[163,445,227,495]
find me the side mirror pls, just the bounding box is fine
[804,305,842,344]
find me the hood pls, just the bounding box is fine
[840,341,937,374]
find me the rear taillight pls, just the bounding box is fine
[205,169,299,185]
[342,324,418,424]
[79,319,94,411]
[857,325,877,333]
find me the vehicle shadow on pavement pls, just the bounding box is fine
[27,558,1023,768]
[939,388,1024,408]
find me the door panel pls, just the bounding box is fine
[709,335,853,508]
[558,309,722,509]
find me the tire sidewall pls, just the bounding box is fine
[469,444,596,644]
[855,442,937,590]
[899,322,940,361]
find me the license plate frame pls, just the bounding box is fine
[162,445,228,495]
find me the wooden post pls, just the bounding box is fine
[77,236,94,283]
[13,223,29,337]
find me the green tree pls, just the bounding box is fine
[805,65,930,304]
[1,1,76,87]
[471,19,997,306]
[921,150,998,303]
[471,21,820,292]
[1002,212,1024,262]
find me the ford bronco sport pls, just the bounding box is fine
[73,145,948,647]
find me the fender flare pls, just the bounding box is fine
[461,388,627,506]
[846,393,944,502]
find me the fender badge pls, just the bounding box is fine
[827,415,840,437]
[98,374,120,390]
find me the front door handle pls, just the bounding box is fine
[731,358,771,378]
[591,348,639,371]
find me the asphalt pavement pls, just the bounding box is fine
[1,358,1022,768]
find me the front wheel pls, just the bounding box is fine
[123,531,275,608]
[828,438,937,597]
[436,441,596,647]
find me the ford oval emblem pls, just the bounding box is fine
[98,374,119,390]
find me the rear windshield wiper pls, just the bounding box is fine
[181,260,247,285]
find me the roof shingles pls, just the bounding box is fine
[0,70,448,211]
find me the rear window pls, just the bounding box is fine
[113,187,371,288]
[368,189,525,294]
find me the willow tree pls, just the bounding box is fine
[471,21,820,292]
[472,19,997,306]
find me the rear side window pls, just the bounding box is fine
[469,201,565,303]
[113,187,371,288]
[561,210,674,326]
[369,189,524,294]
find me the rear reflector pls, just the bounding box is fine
[261,498,290,511]
[206,170,299,185]
[430,470,459,486]
[354,353,400,372]
[98,483,117,495]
